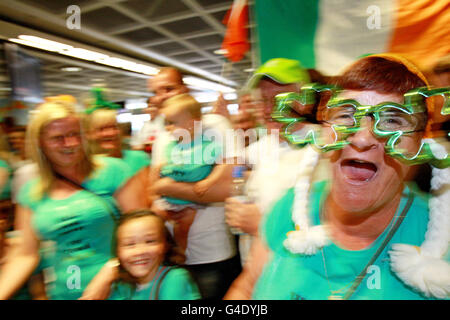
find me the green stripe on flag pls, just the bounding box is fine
[255,0,319,69]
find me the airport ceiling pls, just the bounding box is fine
[0,0,256,103]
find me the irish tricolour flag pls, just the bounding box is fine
[254,0,449,75]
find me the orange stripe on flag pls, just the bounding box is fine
[388,0,450,71]
[221,0,250,62]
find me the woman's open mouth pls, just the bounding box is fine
[60,149,75,155]
[341,159,378,182]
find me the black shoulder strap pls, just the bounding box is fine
[149,266,175,300]
[53,172,120,258]
[53,171,119,223]
[342,189,414,300]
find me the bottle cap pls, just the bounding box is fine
[232,165,246,178]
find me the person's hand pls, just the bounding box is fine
[151,177,176,196]
[79,259,119,300]
[212,92,230,118]
[231,111,255,131]
[193,180,211,196]
[225,198,262,236]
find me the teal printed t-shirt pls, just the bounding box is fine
[253,181,440,300]
[109,266,201,300]
[0,159,12,201]
[161,135,222,205]
[17,156,132,300]
[122,150,151,176]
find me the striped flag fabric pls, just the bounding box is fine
[254,0,450,75]
[221,0,250,62]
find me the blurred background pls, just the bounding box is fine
[0,0,448,131]
[0,0,258,132]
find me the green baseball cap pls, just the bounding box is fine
[247,58,310,89]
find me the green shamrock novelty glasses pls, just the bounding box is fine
[272,84,449,168]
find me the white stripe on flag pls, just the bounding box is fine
[315,0,395,76]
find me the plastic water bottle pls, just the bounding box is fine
[228,165,249,235]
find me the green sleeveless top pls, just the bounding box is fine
[161,135,222,205]
[253,181,439,300]
[122,150,151,176]
[109,266,201,300]
[17,156,132,300]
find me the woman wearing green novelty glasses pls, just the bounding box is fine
[225,54,449,300]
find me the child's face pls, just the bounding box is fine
[162,106,197,137]
[117,216,166,283]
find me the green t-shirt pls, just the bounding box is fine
[161,135,222,205]
[122,150,151,176]
[17,156,132,300]
[0,159,12,201]
[109,266,201,300]
[253,181,439,300]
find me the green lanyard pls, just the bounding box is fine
[321,189,414,300]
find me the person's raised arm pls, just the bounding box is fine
[0,205,40,299]
[223,236,270,300]
[211,92,230,119]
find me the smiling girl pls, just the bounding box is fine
[109,210,200,300]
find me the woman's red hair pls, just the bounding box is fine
[335,56,427,95]
[332,54,439,137]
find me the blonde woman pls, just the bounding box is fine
[85,108,150,177]
[0,99,145,300]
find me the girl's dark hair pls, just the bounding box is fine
[116,210,185,285]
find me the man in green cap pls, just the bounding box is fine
[225,58,315,266]
[230,58,312,140]
[248,58,311,131]
[248,58,311,87]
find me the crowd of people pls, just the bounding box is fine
[0,51,448,300]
